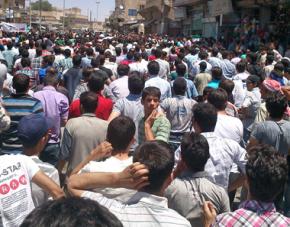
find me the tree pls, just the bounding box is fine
[31,0,53,11]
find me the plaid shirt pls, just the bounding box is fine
[31,56,42,85]
[216,200,290,227]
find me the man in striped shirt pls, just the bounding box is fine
[1,74,43,154]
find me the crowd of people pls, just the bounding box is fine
[0,30,290,226]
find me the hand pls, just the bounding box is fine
[145,110,158,128]
[90,141,113,160]
[203,201,217,227]
[117,162,149,190]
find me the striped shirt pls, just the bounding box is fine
[82,191,191,227]
[1,94,43,154]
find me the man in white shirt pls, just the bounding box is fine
[109,64,130,100]
[154,48,170,80]
[68,141,191,227]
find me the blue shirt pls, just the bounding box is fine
[145,76,172,101]
[207,79,221,89]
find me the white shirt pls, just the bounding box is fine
[155,58,170,80]
[129,62,148,75]
[232,79,246,108]
[145,76,172,101]
[82,191,191,227]
[109,76,129,100]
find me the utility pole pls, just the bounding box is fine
[29,0,32,29]
[96,1,100,21]
[39,0,42,34]
[63,0,65,32]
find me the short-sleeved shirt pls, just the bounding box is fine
[109,76,129,100]
[145,76,172,101]
[1,94,43,154]
[165,171,230,227]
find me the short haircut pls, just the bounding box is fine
[54,46,62,55]
[133,141,174,193]
[80,91,98,113]
[219,80,235,103]
[266,93,287,119]
[21,58,31,68]
[211,67,223,80]
[236,61,246,73]
[207,88,228,111]
[91,58,100,68]
[107,116,136,151]
[13,74,30,93]
[128,71,145,94]
[64,49,71,58]
[82,67,94,80]
[86,47,94,56]
[173,77,187,95]
[21,49,29,58]
[141,87,161,101]
[192,103,217,132]
[73,55,82,66]
[43,74,58,87]
[198,51,208,60]
[147,61,160,76]
[20,197,123,227]
[87,71,105,93]
[199,61,207,73]
[154,48,162,58]
[274,62,285,72]
[246,144,288,202]
[176,63,186,76]
[181,132,210,172]
[117,64,130,77]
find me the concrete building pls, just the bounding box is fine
[0,0,26,23]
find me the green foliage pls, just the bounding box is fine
[31,0,53,11]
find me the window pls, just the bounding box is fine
[128,9,137,16]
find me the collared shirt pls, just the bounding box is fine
[81,56,93,68]
[69,93,113,120]
[171,78,198,99]
[155,58,170,80]
[2,49,17,73]
[63,67,83,101]
[109,76,129,100]
[191,60,212,77]
[175,132,247,189]
[1,94,43,154]
[31,56,42,85]
[145,76,172,101]
[60,113,108,174]
[195,72,212,95]
[138,115,171,144]
[55,57,73,75]
[82,191,191,227]
[221,59,236,79]
[165,171,230,227]
[216,200,290,226]
[34,86,69,143]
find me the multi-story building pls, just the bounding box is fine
[0,0,26,23]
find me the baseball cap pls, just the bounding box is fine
[18,114,53,147]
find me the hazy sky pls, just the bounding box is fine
[32,0,115,21]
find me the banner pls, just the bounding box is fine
[210,0,233,17]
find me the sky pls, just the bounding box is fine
[31,0,115,22]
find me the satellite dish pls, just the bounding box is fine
[119,5,124,10]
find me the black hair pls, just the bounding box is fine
[20,197,123,227]
[21,49,29,58]
[64,49,71,58]
[107,116,136,152]
[219,80,235,103]
[147,61,160,76]
[198,51,208,60]
[87,71,105,93]
[43,73,58,87]
[128,71,145,95]
[192,103,217,132]
[133,141,174,193]
[181,132,210,172]
[246,144,288,202]
[236,61,246,73]
[117,64,130,77]
[274,62,285,72]
[21,58,31,68]
[176,63,186,77]
[13,74,30,93]
[115,47,121,56]
[36,47,42,57]
[199,61,207,73]
[73,55,82,67]
[82,68,94,81]
[154,48,162,58]
[207,88,228,111]
[54,46,62,55]
[173,77,187,95]
[266,92,288,119]
[80,91,98,113]
[211,67,223,80]
[86,47,94,56]
[141,86,161,101]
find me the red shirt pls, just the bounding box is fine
[69,94,113,120]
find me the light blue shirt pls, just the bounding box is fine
[145,76,172,101]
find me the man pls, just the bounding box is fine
[207,67,223,89]
[34,73,69,166]
[191,51,212,77]
[161,78,196,150]
[221,50,236,79]
[56,48,73,76]
[63,55,83,101]
[69,71,113,120]
[138,87,171,144]
[18,114,61,207]
[154,48,170,79]
[145,61,171,101]
[204,144,290,226]
[59,91,108,175]
[81,47,95,68]
[175,103,247,190]
[68,141,191,227]
[2,41,17,73]
[109,64,130,100]
[31,48,43,85]
[166,132,230,226]
[1,74,43,154]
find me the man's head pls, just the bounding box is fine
[117,64,130,77]
[246,75,260,91]
[73,55,82,67]
[18,114,52,152]
[12,74,30,94]
[64,49,71,58]
[133,141,174,194]
[211,67,223,80]
[246,144,288,202]
[176,63,186,77]
[141,87,161,116]
[147,61,160,76]
[43,73,58,87]
[207,88,228,111]
[128,71,145,95]
[181,132,209,173]
[266,92,287,120]
[107,116,136,153]
[236,61,246,73]
[192,103,217,133]
[20,197,123,227]
[80,91,98,114]
[87,71,105,93]
[173,77,187,96]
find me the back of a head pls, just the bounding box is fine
[87,71,105,93]
[147,61,160,76]
[141,86,161,101]
[246,144,288,202]
[198,51,208,60]
[43,73,58,87]
[86,47,94,56]
[207,88,228,111]
[133,141,174,194]
[73,55,82,67]
[219,79,235,95]
[154,48,162,58]
[199,61,207,73]
[192,103,217,132]
[36,47,42,57]
[91,58,100,68]
[21,58,31,68]
[64,49,71,58]
[13,74,30,93]
[173,77,187,96]
[266,92,287,119]
[7,42,13,50]
[107,116,136,152]
[117,64,130,77]
[20,197,123,227]
[181,132,210,172]
[221,50,229,59]
[274,62,284,73]
[236,61,246,73]
[128,71,145,95]
[80,91,98,113]
[54,46,62,55]
[21,49,29,58]
[212,48,219,57]
[176,63,186,77]
[211,67,223,80]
